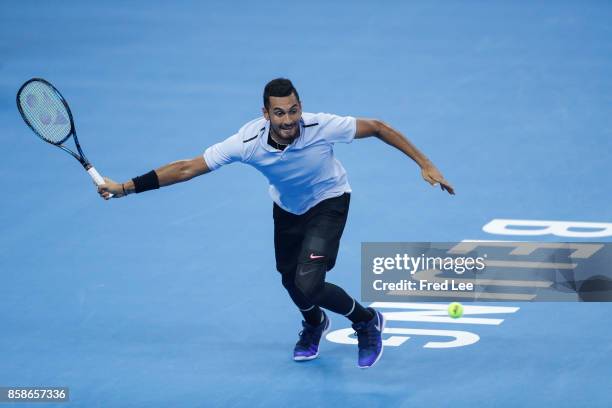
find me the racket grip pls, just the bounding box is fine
[87,166,114,198]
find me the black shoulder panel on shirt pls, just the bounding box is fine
[303,122,319,128]
[243,127,266,143]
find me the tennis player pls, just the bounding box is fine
[97,78,454,368]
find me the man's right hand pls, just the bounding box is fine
[97,177,127,200]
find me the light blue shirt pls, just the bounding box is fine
[203,112,356,214]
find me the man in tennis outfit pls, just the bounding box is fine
[98,78,454,369]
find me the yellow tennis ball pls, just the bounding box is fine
[448,302,464,318]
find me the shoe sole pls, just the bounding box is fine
[293,318,331,362]
[358,312,385,369]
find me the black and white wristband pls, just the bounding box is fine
[132,170,160,194]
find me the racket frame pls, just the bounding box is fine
[16,78,93,170]
[17,78,110,195]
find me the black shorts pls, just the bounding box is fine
[273,193,350,275]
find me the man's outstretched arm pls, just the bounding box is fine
[97,156,210,200]
[355,118,455,195]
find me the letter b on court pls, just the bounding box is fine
[483,219,612,238]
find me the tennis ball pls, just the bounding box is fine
[448,302,464,318]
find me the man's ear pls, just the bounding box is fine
[262,107,269,120]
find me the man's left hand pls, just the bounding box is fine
[421,163,455,195]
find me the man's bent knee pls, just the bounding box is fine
[295,261,327,303]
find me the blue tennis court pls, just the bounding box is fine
[1,1,611,406]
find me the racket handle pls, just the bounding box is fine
[87,166,114,198]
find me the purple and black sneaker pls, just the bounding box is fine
[352,307,385,369]
[293,311,330,361]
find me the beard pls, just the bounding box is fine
[273,123,299,141]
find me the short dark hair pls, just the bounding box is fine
[263,78,300,109]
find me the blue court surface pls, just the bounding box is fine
[1,1,611,407]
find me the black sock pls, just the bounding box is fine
[301,306,323,326]
[310,282,373,324]
[346,301,374,324]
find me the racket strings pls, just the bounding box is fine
[18,81,72,144]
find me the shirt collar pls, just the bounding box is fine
[260,117,304,152]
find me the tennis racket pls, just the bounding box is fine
[16,78,111,196]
